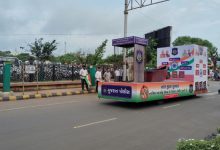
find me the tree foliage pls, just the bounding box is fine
[173,36,214,48]
[69,40,108,65]
[0,51,13,57]
[145,38,158,68]
[58,53,77,64]
[173,36,219,70]
[16,53,31,62]
[74,51,86,64]
[208,46,218,70]
[29,38,57,61]
[91,39,107,65]
[104,54,123,65]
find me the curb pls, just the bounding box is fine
[0,90,96,102]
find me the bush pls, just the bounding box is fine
[177,137,220,150]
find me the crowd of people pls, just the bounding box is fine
[209,69,220,81]
[79,65,124,92]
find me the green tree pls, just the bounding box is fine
[145,38,158,68]
[173,36,219,70]
[91,39,108,65]
[16,53,31,62]
[74,40,108,65]
[0,50,13,57]
[104,54,123,65]
[85,54,94,65]
[28,38,57,61]
[208,46,218,70]
[59,53,77,64]
[75,51,86,64]
[50,56,60,63]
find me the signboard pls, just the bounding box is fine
[194,46,208,93]
[112,37,134,46]
[135,37,148,46]
[136,50,143,64]
[134,44,145,82]
[25,65,36,74]
[112,36,147,47]
[172,48,178,56]
[157,45,195,81]
[140,82,194,101]
[101,85,132,99]
[157,44,208,93]
[99,82,194,102]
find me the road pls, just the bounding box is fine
[208,80,220,93]
[0,83,220,150]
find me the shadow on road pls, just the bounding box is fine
[100,96,201,110]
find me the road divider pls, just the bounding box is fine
[0,89,96,102]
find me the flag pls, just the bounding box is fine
[84,74,91,86]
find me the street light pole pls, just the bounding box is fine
[123,0,129,81]
[124,0,128,38]
[64,41,67,54]
[122,0,169,81]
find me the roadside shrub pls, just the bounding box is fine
[177,137,220,150]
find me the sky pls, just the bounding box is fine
[0,0,219,57]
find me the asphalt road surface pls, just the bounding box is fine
[208,80,220,93]
[0,83,220,150]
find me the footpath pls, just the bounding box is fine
[0,81,96,102]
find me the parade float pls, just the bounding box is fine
[98,36,208,102]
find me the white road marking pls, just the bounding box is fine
[0,101,80,112]
[163,104,181,109]
[73,118,118,129]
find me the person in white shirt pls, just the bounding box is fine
[79,65,89,91]
[103,68,111,82]
[119,68,123,81]
[114,68,120,82]
[210,70,214,80]
[95,67,102,92]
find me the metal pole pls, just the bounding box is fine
[122,0,169,81]
[72,65,74,81]
[65,41,67,54]
[22,64,25,95]
[52,64,55,81]
[123,0,129,81]
[36,62,39,94]
[3,62,11,92]
[124,0,128,37]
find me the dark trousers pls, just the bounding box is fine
[119,76,122,82]
[96,81,100,93]
[81,79,88,91]
[29,74,34,82]
[115,76,119,82]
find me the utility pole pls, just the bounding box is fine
[123,0,169,81]
[64,41,67,54]
[124,0,128,38]
[123,0,129,81]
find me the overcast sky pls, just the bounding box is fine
[0,0,219,57]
